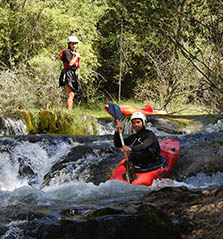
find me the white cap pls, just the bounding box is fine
[130,112,147,126]
[67,36,79,43]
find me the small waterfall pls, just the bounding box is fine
[0,114,27,136]
[0,136,77,191]
[97,120,114,135]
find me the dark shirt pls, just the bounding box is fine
[114,127,161,167]
[62,48,77,71]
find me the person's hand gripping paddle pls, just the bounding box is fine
[108,103,136,183]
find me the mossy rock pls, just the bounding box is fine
[15,110,36,133]
[15,110,98,136]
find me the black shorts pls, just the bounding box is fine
[59,69,79,93]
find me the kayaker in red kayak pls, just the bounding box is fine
[114,112,162,169]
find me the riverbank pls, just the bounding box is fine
[1,101,222,137]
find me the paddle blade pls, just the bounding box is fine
[108,103,122,120]
[124,160,137,184]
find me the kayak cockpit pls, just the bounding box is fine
[134,156,166,173]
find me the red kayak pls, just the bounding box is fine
[104,104,166,116]
[110,139,180,186]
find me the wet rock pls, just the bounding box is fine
[172,132,223,180]
[90,207,126,218]
[149,117,184,134]
[21,205,180,239]
[0,225,8,238]
[217,146,223,157]
[1,186,223,239]
[180,155,223,178]
[142,186,223,239]
[0,224,7,237]
[43,144,95,184]
[19,165,35,176]
[62,145,95,163]
[42,143,117,186]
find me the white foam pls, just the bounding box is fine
[0,140,78,191]
[43,180,150,203]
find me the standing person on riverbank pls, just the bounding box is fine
[114,112,162,169]
[59,36,80,110]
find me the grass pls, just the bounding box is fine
[8,100,222,135]
[13,100,221,125]
[71,101,218,118]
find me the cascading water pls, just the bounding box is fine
[0,114,27,136]
[0,116,223,238]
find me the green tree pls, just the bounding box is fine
[0,0,108,110]
[97,0,180,105]
[96,0,223,111]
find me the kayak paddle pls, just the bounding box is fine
[108,103,136,183]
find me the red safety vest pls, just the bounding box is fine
[60,48,80,69]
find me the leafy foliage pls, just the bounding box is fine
[0,0,107,110]
[96,0,223,111]
[0,0,222,112]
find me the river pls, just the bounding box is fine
[0,115,223,238]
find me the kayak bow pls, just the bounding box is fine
[110,139,180,186]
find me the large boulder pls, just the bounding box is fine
[20,205,180,239]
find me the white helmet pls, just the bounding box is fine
[67,36,79,43]
[130,112,147,126]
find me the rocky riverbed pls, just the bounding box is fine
[0,184,222,239]
[144,185,223,239]
[0,112,222,238]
